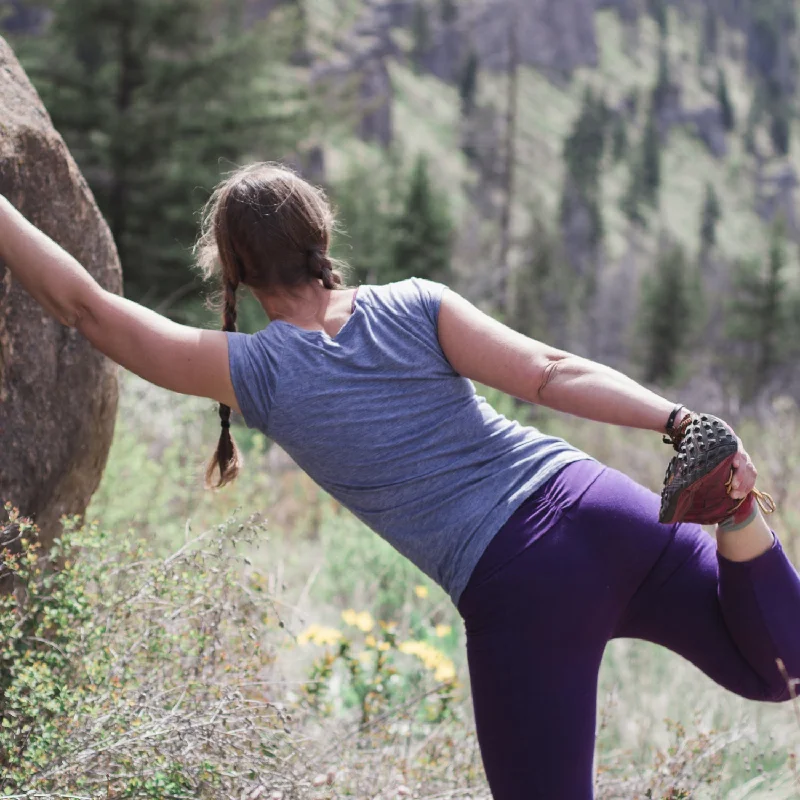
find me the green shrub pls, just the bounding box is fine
[0,504,292,797]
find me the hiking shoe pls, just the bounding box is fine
[658,412,775,525]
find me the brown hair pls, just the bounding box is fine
[195,162,350,488]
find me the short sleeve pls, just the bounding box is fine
[408,277,447,334]
[394,277,453,374]
[225,329,282,433]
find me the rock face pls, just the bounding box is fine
[0,35,122,550]
[473,0,598,74]
[375,0,598,84]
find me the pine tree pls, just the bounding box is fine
[558,88,608,350]
[727,220,793,397]
[626,88,640,119]
[459,48,479,116]
[562,87,609,193]
[14,0,306,310]
[621,83,663,224]
[331,164,396,286]
[648,0,668,40]
[511,211,551,341]
[287,0,311,66]
[640,242,694,384]
[651,47,670,112]
[510,208,572,345]
[640,102,662,205]
[747,3,794,157]
[699,5,718,66]
[717,67,735,131]
[559,87,608,287]
[411,1,431,73]
[770,104,791,155]
[761,227,787,380]
[743,91,765,155]
[611,114,628,162]
[699,182,722,252]
[440,0,457,23]
[389,154,453,282]
[621,166,647,226]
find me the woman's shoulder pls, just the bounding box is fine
[227,322,286,364]
[363,277,449,320]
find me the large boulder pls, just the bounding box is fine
[0,35,122,551]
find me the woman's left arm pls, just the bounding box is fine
[0,195,239,412]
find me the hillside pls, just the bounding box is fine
[312,0,800,401]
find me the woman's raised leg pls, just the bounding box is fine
[611,478,800,703]
[457,462,800,799]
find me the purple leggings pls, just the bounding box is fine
[456,459,800,799]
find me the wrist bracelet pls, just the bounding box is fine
[664,403,685,433]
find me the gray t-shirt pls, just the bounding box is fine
[226,277,594,606]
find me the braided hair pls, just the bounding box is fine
[308,248,343,290]
[204,271,243,488]
[195,162,351,488]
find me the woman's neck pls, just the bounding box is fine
[252,282,355,332]
[254,281,330,325]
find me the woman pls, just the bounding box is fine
[1,163,798,799]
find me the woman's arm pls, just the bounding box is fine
[0,195,239,412]
[437,287,683,433]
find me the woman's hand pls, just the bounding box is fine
[728,438,758,500]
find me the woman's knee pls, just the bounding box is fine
[762,666,800,704]
[729,666,798,704]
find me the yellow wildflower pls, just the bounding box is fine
[377,641,391,651]
[297,624,343,647]
[341,609,358,627]
[414,585,429,599]
[399,640,431,663]
[435,624,452,638]
[434,661,456,682]
[364,634,377,648]
[355,611,374,632]
[398,640,456,683]
[341,609,375,632]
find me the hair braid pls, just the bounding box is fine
[205,276,243,489]
[308,248,342,290]
[194,163,355,491]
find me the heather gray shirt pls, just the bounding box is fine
[226,277,594,606]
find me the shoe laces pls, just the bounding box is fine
[724,469,777,516]
[662,412,694,452]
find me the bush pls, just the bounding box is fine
[0,504,292,797]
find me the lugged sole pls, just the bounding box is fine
[659,415,738,525]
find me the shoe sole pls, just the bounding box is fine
[659,417,738,525]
